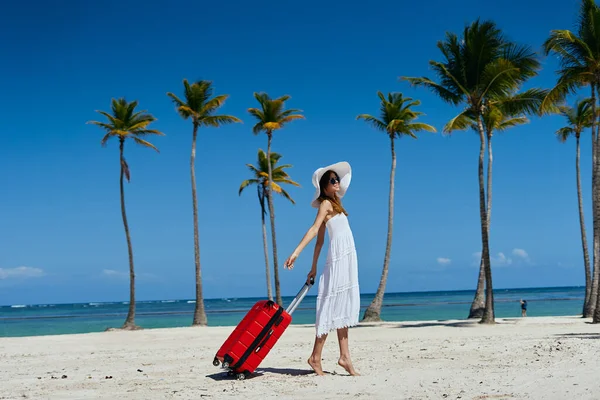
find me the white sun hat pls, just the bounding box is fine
[310,161,352,208]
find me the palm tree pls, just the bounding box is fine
[239,149,300,301]
[87,98,164,329]
[556,99,594,315]
[248,92,304,306]
[402,19,541,323]
[167,79,242,326]
[356,91,436,322]
[444,97,543,318]
[542,0,600,322]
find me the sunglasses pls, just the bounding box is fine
[329,176,340,185]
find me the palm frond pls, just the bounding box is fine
[201,94,229,114]
[100,133,112,146]
[95,111,120,126]
[556,126,576,142]
[444,110,475,134]
[203,115,243,127]
[87,121,115,132]
[133,137,159,152]
[404,122,437,133]
[401,76,463,105]
[360,92,434,140]
[356,114,387,132]
[89,98,163,151]
[247,93,303,134]
[280,115,305,125]
[275,178,301,187]
[480,59,520,101]
[496,116,528,132]
[240,148,298,203]
[278,188,296,204]
[495,88,553,116]
[239,179,259,195]
[126,119,156,132]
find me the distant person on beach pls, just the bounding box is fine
[284,161,360,377]
[520,299,527,317]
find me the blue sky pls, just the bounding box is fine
[0,0,591,305]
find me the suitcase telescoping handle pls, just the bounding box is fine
[285,276,315,315]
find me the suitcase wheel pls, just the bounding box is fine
[236,372,247,381]
[212,357,220,367]
[222,361,230,369]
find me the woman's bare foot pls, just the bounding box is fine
[338,356,360,376]
[307,356,325,376]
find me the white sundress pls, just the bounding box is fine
[315,212,360,337]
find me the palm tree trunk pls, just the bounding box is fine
[119,138,137,329]
[191,122,207,326]
[362,134,396,322]
[590,85,600,321]
[468,133,493,318]
[266,132,283,306]
[476,116,494,324]
[592,84,600,323]
[576,133,592,316]
[258,186,273,301]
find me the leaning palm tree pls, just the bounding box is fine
[88,98,164,329]
[248,93,304,306]
[542,0,600,322]
[357,91,436,322]
[402,19,541,323]
[556,98,594,315]
[444,95,544,318]
[167,79,242,326]
[239,149,300,301]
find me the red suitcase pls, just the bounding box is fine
[212,278,314,380]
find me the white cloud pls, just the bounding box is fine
[102,269,127,278]
[437,257,452,266]
[493,252,513,266]
[471,251,512,267]
[471,248,532,267]
[512,248,529,260]
[0,266,45,280]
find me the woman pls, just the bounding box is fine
[284,161,360,376]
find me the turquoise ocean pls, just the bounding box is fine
[0,286,585,338]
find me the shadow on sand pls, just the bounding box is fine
[291,320,507,329]
[257,367,315,376]
[206,367,315,381]
[553,332,600,340]
[392,320,479,328]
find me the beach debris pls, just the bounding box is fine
[137,369,143,372]
[61,375,67,379]
[105,376,113,379]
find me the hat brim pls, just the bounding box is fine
[310,161,352,208]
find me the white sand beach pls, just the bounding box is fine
[1,316,599,399]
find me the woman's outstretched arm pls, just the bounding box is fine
[284,200,332,269]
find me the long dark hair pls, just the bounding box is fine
[317,170,348,216]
